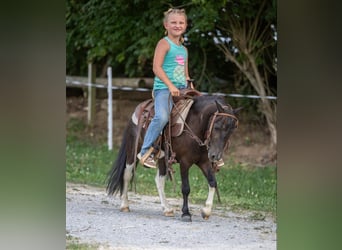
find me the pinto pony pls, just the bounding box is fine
[106,94,240,221]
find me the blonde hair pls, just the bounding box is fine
[163,8,187,44]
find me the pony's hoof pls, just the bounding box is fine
[181,214,192,222]
[120,207,130,212]
[201,208,211,220]
[163,210,174,217]
[201,213,210,220]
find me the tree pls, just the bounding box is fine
[66,0,170,77]
[189,0,277,151]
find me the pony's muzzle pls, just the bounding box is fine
[208,151,222,163]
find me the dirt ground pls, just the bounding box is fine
[66,96,276,166]
[66,182,277,250]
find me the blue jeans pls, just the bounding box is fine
[140,88,173,155]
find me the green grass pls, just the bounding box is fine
[66,140,115,186]
[126,162,277,213]
[66,117,277,213]
[215,162,277,211]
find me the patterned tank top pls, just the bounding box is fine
[153,36,187,90]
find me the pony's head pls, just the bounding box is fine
[206,100,242,163]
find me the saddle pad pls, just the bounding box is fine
[170,98,194,137]
[132,97,194,137]
[131,99,154,128]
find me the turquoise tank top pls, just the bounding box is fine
[153,36,187,90]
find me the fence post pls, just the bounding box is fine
[87,62,96,126]
[107,67,113,150]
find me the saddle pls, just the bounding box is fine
[132,88,202,137]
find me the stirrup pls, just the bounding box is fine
[138,147,157,168]
[156,149,165,159]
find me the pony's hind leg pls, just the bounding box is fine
[155,169,174,217]
[120,162,135,212]
[155,158,174,216]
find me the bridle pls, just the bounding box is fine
[183,111,239,150]
[203,111,239,147]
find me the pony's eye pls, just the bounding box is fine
[214,124,222,130]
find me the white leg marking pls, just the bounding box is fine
[120,163,134,211]
[155,170,174,216]
[201,185,215,219]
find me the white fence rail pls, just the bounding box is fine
[66,77,277,100]
[66,68,277,150]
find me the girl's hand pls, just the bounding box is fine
[169,85,180,96]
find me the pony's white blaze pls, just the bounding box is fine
[155,170,174,216]
[201,185,215,219]
[120,163,134,211]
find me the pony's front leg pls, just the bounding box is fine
[155,169,174,217]
[180,167,192,222]
[200,185,216,220]
[200,168,217,220]
[120,163,134,212]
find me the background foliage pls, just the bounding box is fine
[66,0,276,92]
[66,0,277,147]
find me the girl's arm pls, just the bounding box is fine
[153,39,180,96]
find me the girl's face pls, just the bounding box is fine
[164,13,187,37]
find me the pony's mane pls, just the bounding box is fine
[192,95,232,114]
[187,95,234,140]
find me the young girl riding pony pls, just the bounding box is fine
[138,8,223,168]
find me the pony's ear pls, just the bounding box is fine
[233,107,243,114]
[215,100,225,113]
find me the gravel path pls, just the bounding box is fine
[66,182,276,250]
